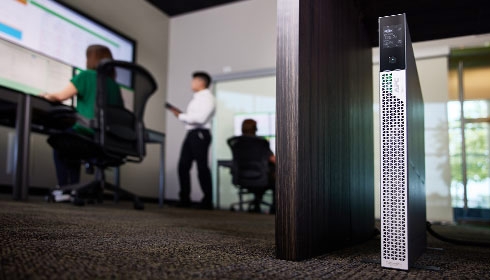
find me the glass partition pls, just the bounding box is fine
[213,75,276,210]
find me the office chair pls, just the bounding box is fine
[46,60,157,210]
[0,96,16,127]
[227,136,273,213]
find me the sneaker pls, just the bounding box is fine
[51,189,71,202]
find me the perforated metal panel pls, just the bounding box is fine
[380,70,408,270]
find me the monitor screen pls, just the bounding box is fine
[0,0,135,68]
[0,39,72,97]
[267,136,276,155]
[233,113,275,137]
[0,0,136,98]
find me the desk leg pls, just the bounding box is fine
[216,166,220,210]
[13,95,31,201]
[158,141,165,208]
[114,167,120,203]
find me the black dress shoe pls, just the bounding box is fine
[197,202,214,210]
[176,201,191,208]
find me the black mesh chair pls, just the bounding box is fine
[47,60,157,210]
[227,136,273,213]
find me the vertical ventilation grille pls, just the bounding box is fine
[381,72,407,262]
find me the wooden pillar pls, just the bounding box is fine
[276,0,374,260]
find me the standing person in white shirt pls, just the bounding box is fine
[167,72,216,210]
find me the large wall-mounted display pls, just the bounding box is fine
[0,0,136,94]
[0,0,135,69]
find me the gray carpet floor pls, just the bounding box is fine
[1,196,490,279]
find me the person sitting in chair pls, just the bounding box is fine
[41,45,123,187]
[241,119,276,165]
[230,119,276,213]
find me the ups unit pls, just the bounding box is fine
[379,13,426,271]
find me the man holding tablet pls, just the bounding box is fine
[167,72,215,210]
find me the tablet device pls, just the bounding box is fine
[165,102,176,109]
[165,102,182,113]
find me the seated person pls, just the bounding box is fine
[241,119,276,166]
[232,119,276,213]
[41,44,123,187]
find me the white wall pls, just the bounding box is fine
[165,0,277,201]
[20,0,169,197]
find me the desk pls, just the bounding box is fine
[0,86,65,200]
[0,85,166,205]
[216,159,232,209]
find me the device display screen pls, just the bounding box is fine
[379,16,406,71]
[383,24,403,49]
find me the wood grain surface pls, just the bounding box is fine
[276,0,374,261]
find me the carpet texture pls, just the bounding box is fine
[1,196,490,279]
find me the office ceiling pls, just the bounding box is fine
[146,0,244,17]
[359,0,490,46]
[147,0,490,46]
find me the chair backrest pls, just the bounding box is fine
[227,136,271,188]
[95,60,157,161]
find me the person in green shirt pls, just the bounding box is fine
[42,44,122,186]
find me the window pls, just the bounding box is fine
[448,47,490,218]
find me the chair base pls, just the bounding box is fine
[230,200,272,213]
[230,189,273,213]
[47,180,144,210]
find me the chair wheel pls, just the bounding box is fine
[86,199,96,205]
[133,198,144,210]
[45,195,54,203]
[73,197,86,206]
[134,202,144,210]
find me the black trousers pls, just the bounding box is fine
[178,129,212,204]
[53,149,81,187]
